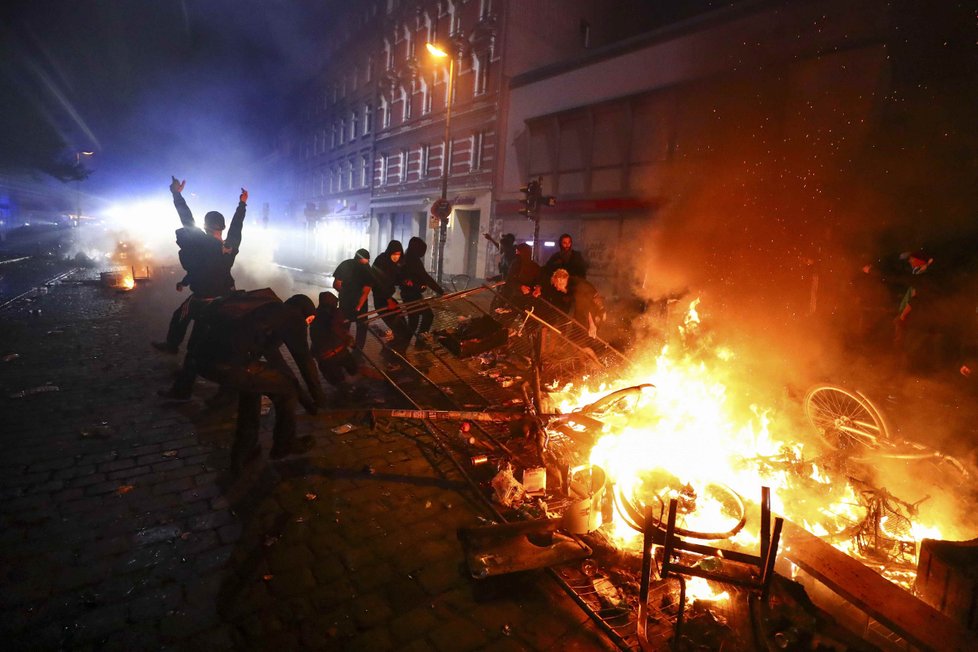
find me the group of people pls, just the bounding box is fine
[151,178,355,472]
[151,178,451,472]
[488,232,604,338]
[331,235,446,365]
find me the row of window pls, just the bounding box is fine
[306,53,492,160]
[324,0,494,106]
[305,130,490,198]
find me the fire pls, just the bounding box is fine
[685,576,730,604]
[552,298,953,588]
[122,276,135,290]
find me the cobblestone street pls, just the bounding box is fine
[0,269,616,651]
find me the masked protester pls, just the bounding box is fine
[371,240,412,361]
[503,243,543,309]
[153,176,247,354]
[311,292,366,401]
[399,236,445,349]
[332,248,373,351]
[165,290,325,472]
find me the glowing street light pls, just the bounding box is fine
[426,41,456,284]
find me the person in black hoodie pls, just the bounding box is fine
[310,292,361,395]
[167,289,325,472]
[399,236,445,349]
[371,240,412,358]
[152,176,247,354]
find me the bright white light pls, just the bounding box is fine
[526,240,534,246]
[544,241,555,247]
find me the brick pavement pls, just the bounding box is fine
[0,268,618,651]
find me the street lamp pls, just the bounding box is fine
[426,41,456,284]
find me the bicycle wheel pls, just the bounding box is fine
[804,385,889,451]
[614,480,746,540]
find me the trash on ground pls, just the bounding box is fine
[331,423,355,434]
[9,384,60,398]
[2,353,20,362]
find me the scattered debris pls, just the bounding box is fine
[260,396,272,415]
[305,493,318,501]
[2,353,20,362]
[79,423,113,439]
[116,485,134,495]
[264,536,278,547]
[262,574,273,581]
[161,450,178,457]
[9,384,60,398]
[331,423,355,434]
[490,462,526,508]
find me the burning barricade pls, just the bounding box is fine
[454,297,978,649]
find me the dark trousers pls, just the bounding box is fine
[376,298,412,355]
[402,289,434,336]
[200,362,298,463]
[341,301,368,350]
[164,295,195,348]
[317,350,358,386]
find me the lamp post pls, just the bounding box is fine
[74,151,94,224]
[426,41,456,284]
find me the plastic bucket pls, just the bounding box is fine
[563,465,606,534]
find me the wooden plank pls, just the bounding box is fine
[780,520,978,652]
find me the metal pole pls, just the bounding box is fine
[435,56,455,285]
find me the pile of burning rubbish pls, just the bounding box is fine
[454,298,978,650]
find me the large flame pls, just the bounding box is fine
[554,298,955,589]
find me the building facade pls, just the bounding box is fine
[291,0,661,281]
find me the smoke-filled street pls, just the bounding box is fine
[4,1,978,650]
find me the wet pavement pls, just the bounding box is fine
[0,265,618,650]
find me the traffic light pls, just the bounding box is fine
[518,178,542,218]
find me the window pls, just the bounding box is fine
[383,40,393,70]
[403,24,414,59]
[339,119,346,145]
[479,0,493,19]
[364,102,373,134]
[400,149,410,183]
[424,12,434,43]
[351,66,359,90]
[401,86,411,122]
[419,144,430,178]
[347,159,355,190]
[319,170,327,196]
[421,77,432,114]
[331,122,338,149]
[360,155,370,187]
[350,110,358,141]
[447,1,459,35]
[366,56,373,83]
[381,96,391,129]
[471,131,485,171]
[473,52,489,96]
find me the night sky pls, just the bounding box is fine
[1,0,336,202]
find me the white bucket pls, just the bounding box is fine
[562,465,606,534]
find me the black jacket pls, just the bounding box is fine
[371,240,403,305]
[186,290,324,406]
[399,237,444,299]
[544,248,588,280]
[173,191,246,297]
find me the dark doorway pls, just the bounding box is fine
[455,209,481,279]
